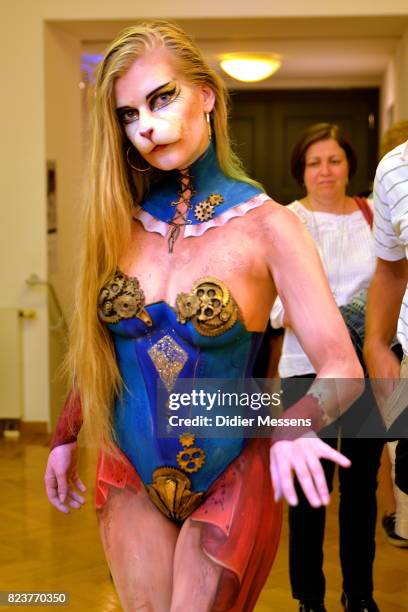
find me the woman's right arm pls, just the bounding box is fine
[45,391,86,513]
[50,389,83,449]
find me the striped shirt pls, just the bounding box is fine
[373,140,408,355]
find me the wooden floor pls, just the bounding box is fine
[0,436,406,612]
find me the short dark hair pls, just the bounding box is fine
[290,123,357,186]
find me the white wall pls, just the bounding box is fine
[380,59,396,136]
[19,0,408,19]
[0,12,48,423]
[45,24,82,322]
[394,24,408,122]
[44,24,83,427]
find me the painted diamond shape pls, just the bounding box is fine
[148,335,188,392]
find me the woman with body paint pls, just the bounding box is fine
[45,21,362,611]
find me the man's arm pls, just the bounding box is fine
[364,149,408,380]
[363,257,408,379]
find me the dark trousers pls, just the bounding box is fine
[282,376,384,602]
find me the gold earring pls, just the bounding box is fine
[206,112,212,141]
[126,147,151,173]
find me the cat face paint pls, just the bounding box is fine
[115,48,215,171]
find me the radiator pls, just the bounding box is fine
[0,308,23,418]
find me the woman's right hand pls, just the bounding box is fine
[44,442,86,513]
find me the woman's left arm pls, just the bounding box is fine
[263,203,361,378]
[261,202,363,506]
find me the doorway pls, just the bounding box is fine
[229,88,379,203]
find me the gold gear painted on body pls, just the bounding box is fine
[176,432,206,473]
[146,467,204,521]
[194,200,215,222]
[175,277,239,336]
[207,193,224,206]
[98,271,152,326]
[146,434,206,520]
[179,432,196,447]
[194,193,224,222]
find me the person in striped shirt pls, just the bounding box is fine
[364,139,408,543]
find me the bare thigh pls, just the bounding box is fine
[97,485,179,612]
[170,518,223,612]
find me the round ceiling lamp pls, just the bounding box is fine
[219,53,282,83]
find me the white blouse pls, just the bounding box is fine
[270,200,376,377]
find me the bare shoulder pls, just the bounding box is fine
[249,198,309,251]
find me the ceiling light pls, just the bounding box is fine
[219,53,282,83]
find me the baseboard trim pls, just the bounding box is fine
[20,421,48,435]
[0,419,48,436]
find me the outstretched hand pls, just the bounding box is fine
[45,442,86,513]
[270,434,351,507]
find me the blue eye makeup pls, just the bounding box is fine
[150,81,180,111]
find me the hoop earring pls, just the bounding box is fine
[126,147,151,173]
[206,112,212,142]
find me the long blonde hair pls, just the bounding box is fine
[69,20,259,454]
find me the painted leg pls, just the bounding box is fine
[170,518,223,612]
[97,485,179,612]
